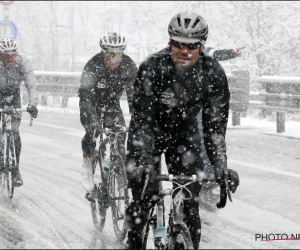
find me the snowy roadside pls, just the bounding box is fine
[32,96,300,140]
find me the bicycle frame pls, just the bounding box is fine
[143,171,229,250]
[89,120,130,241]
[98,130,126,200]
[0,106,33,198]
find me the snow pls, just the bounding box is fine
[34,71,82,77]
[228,115,300,139]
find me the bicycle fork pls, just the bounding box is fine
[154,198,168,249]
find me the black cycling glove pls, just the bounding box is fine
[27,105,38,118]
[215,168,239,193]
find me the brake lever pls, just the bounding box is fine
[223,169,233,203]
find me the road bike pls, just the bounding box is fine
[85,121,129,242]
[141,169,232,249]
[0,106,33,199]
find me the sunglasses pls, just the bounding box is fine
[1,51,18,56]
[171,39,202,50]
[105,51,123,57]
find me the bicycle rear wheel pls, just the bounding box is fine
[110,154,129,242]
[90,154,107,231]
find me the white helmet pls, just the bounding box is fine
[0,37,18,53]
[99,31,127,52]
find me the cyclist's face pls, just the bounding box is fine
[171,40,204,71]
[104,51,123,70]
[1,51,18,68]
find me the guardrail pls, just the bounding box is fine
[256,76,300,133]
[20,71,300,133]
[21,69,251,111]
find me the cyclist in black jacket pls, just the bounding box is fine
[78,32,137,209]
[125,12,240,249]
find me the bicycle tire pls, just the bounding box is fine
[0,170,6,191]
[142,209,156,250]
[170,225,194,250]
[0,131,5,191]
[8,133,16,199]
[110,154,129,242]
[90,154,107,231]
[1,133,14,199]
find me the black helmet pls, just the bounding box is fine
[168,12,208,43]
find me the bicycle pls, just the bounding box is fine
[0,106,33,199]
[141,169,232,250]
[85,120,130,242]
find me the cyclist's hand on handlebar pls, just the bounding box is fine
[27,105,38,118]
[130,164,157,186]
[215,168,239,193]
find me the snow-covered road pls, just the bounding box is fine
[0,110,300,249]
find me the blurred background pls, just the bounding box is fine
[4,1,300,89]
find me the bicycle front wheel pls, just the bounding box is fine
[110,154,129,242]
[1,133,14,199]
[90,155,107,231]
[0,132,5,192]
[169,225,194,250]
[142,210,156,250]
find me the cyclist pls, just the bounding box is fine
[125,12,240,249]
[0,37,39,187]
[79,32,137,214]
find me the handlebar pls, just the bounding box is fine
[97,125,129,134]
[93,125,129,142]
[0,108,28,113]
[141,172,231,209]
[0,107,34,126]
[156,173,216,182]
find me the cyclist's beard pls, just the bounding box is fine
[174,54,196,73]
[3,59,16,68]
[174,61,194,74]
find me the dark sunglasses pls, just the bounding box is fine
[171,39,202,50]
[1,51,18,56]
[105,51,123,57]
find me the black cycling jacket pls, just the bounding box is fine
[78,51,137,125]
[132,47,230,170]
